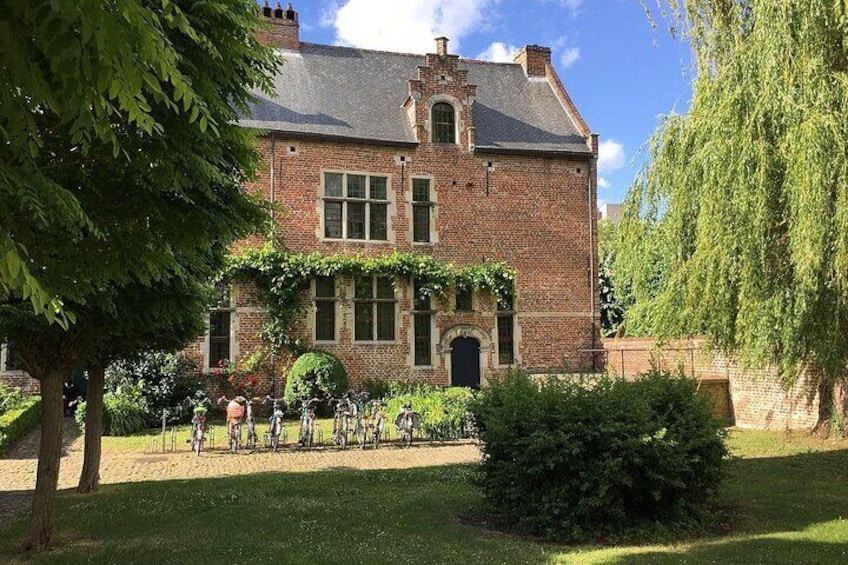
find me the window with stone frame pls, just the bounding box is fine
[323,172,389,241]
[431,102,456,144]
[497,292,515,365]
[354,276,396,341]
[412,178,433,243]
[3,341,20,371]
[208,285,232,368]
[455,286,473,311]
[412,279,433,365]
[314,276,337,342]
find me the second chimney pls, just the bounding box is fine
[514,45,551,77]
[258,2,300,50]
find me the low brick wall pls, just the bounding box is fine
[602,337,819,430]
[0,372,40,395]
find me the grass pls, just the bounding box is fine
[2,430,848,564]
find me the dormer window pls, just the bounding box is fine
[432,102,456,144]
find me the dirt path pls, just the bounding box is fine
[0,421,480,529]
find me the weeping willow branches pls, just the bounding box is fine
[622,2,848,407]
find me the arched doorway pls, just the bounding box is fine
[451,336,481,389]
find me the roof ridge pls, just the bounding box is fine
[299,41,520,67]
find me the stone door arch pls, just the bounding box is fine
[440,324,492,387]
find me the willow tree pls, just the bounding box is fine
[621,1,848,435]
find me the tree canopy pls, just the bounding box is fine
[0,0,277,549]
[622,1,848,431]
[0,0,275,322]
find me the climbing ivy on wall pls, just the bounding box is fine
[224,244,516,352]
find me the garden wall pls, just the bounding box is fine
[602,337,819,430]
[0,372,39,395]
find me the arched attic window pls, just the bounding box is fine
[431,102,456,144]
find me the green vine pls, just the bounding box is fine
[224,244,516,352]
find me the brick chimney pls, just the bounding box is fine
[435,37,449,56]
[257,2,299,50]
[513,45,551,77]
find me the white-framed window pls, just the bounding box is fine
[208,286,234,368]
[497,292,516,365]
[412,177,433,243]
[322,172,389,241]
[313,276,337,342]
[1,341,21,372]
[354,276,396,341]
[412,279,434,366]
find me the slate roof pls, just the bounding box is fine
[241,42,591,155]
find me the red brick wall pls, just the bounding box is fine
[201,126,599,391]
[602,337,819,430]
[0,373,40,395]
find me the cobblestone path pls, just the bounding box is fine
[0,421,480,529]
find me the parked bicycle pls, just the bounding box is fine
[395,402,421,447]
[349,391,369,448]
[185,395,211,456]
[218,395,247,453]
[330,395,354,449]
[297,397,320,449]
[263,395,287,451]
[366,399,387,449]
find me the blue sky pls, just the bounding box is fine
[260,0,694,206]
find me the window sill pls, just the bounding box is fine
[352,340,401,346]
[314,340,338,346]
[412,365,434,370]
[321,238,395,245]
[412,241,436,247]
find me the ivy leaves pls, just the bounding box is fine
[225,248,516,351]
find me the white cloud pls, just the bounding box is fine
[476,42,519,63]
[559,47,580,68]
[561,0,583,17]
[598,177,611,189]
[598,139,626,174]
[332,0,496,54]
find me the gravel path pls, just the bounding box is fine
[0,420,480,529]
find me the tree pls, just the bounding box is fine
[624,1,848,435]
[0,0,276,550]
[75,272,212,494]
[598,219,627,337]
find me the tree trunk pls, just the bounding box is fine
[24,372,65,551]
[811,378,836,439]
[77,364,105,494]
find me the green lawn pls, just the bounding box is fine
[2,430,848,564]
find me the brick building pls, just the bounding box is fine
[193,3,600,391]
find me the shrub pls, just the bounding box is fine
[0,396,41,454]
[383,383,476,440]
[106,352,203,426]
[284,350,348,410]
[0,382,25,416]
[470,368,727,542]
[76,381,148,436]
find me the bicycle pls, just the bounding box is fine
[349,391,369,448]
[218,395,246,453]
[186,395,211,456]
[243,396,259,450]
[297,397,320,449]
[367,399,387,449]
[330,395,354,450]
[263,395,287,451]
[395,402,421,448]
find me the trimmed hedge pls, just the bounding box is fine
[284,350,348,410]
[0,396,42,454]
[470,369,728,542]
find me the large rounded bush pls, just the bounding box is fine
[284,350,348,408]
[470,369,727,542]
